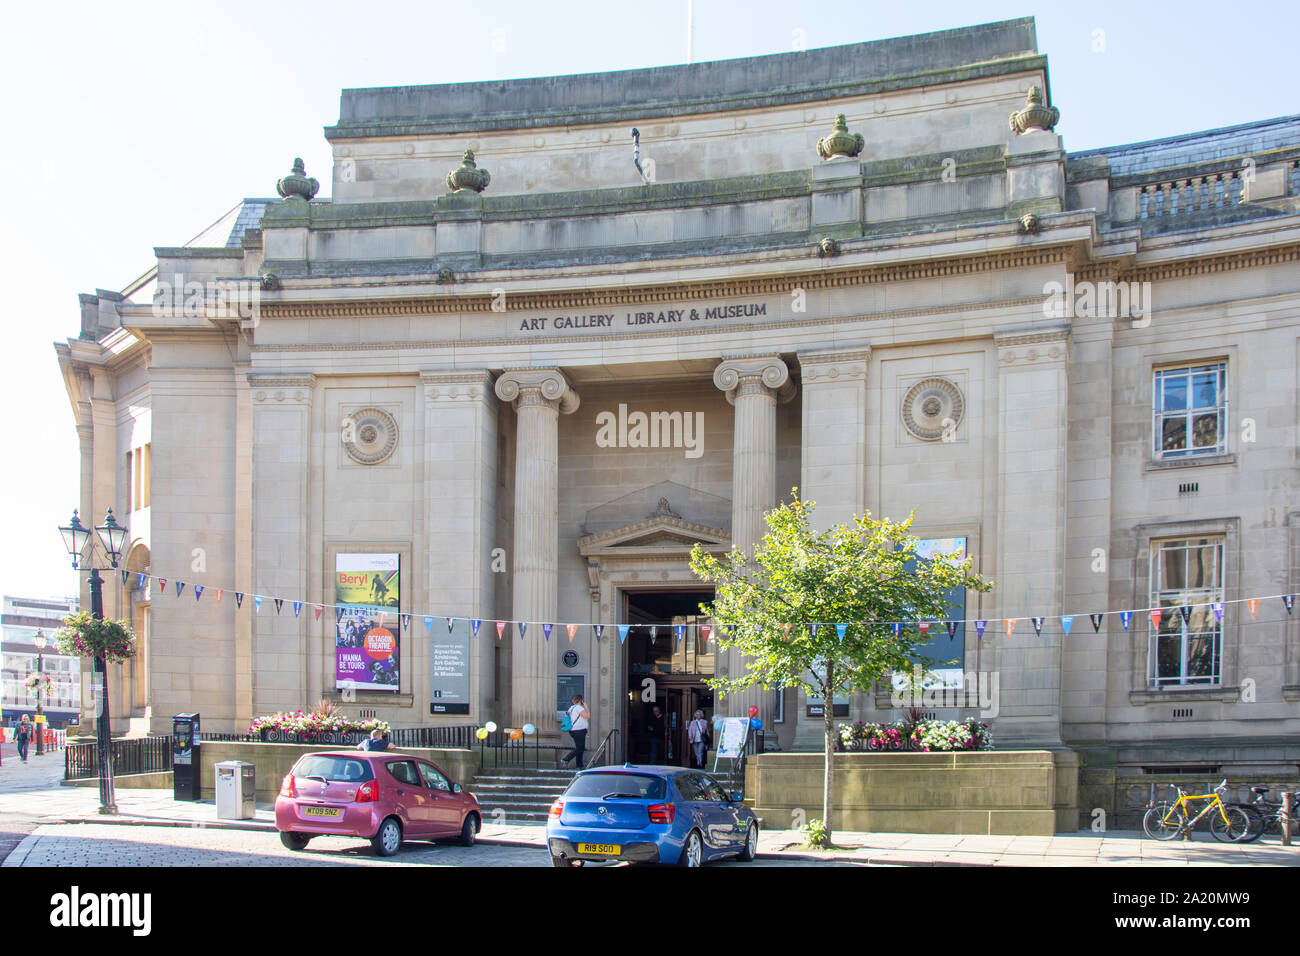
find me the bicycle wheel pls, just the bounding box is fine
[1234,805,1265,843]
[1210,804,1252,843]
[1143,803,1185,841]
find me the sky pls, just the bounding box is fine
[2,0,1297,602]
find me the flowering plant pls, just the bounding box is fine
[53,612,136,663]
[835,718,992,752]
[248,710,391,738]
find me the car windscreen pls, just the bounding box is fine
[292,755,374,783]
[565,772,666,800]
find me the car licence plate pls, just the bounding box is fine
[303,806,341,818]
[577,843,621,856]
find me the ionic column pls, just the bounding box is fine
[713,357,795,726]
[494,369,580,733]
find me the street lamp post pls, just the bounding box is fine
[33,629,46,756]
[59,508,129,815]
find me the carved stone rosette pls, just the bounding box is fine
[901,378,964,441]
[341,407,399,464]
[1009,86,1060,135]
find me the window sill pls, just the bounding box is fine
[322,691,413,707]
[1145,453,1235,471]
[1129,686,1239,705]
[1282,685,1300,702]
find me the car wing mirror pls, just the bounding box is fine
[452,783,462,793]
[730,791,743,803]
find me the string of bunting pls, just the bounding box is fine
[115,567,1297,644]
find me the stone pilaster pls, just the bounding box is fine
[992,325,1070,747]
[423,370,498,723]
[713,356,795,730]
[494,369,579,733]
[249,374,315,716]
[792,348,870,749]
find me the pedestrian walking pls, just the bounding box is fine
[560,695,589,769]
[15,715,32,762]
[688,710,710,768]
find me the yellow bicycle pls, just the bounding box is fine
[1143,779,1251,842]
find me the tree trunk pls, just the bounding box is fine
[822,661,834,847]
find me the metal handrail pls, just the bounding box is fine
[584,729,619,769]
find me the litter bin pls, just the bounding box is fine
[215,760,256,820]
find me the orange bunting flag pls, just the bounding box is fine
[567,624,578,642]
[1149,609,1162,630]
[1004,618,1016,637]
[215,589,223,604]
[313,605,323,621]
[1247,598,1259,619]
[496,621,506,639]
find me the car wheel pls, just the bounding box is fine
[677,829,703,868]
[551,855,585,867]
[458,813,479,847]
[279,832,311,852]
[371,817,403,857]
[737,822,758,862]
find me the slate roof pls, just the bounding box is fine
[1070,114,1300,177]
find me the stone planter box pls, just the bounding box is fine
[744,750,1079,835]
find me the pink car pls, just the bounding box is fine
[275,751,481,856]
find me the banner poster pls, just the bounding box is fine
[430,618,471,715]
[335,553,401,692]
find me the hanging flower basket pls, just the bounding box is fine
[24,673,53,696]
[53,612,136,663]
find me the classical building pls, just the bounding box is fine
[57,18,1300,778]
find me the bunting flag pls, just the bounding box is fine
[158,578,167,592]
[835,623,847,643]
[891,622,902,636]
[675,624,686,645]
[274,598,283,615]
[216,589,223,604]
[1212,602,1224,623]
[1120,611,1132,631]
[1285,595,1295,615]
[542,623,553,642]
[946,621,958,639]
[975,620,987,640]
[618,625,630,645]
[235,592,244,608]
[593,624,604,641]
[176,581,185,597]
[1247,598,1259,619]
[471,620,482,638]
[1090,613,1103,633]
[651,626,658,640]
[253,596,262,614]
[1004,618,1016,637]
[1149,609,1162,630]
[519,622,528,640]
[447,617,455,634]
[335,607,344,622]
[313,605,323,621]
[293,601,302,618]
[399,614,409,632]
[120,569,130,585]
[567,624,578,642]
[1060,615,1074,636]
[808,623,818,639]
[1179,605,1192,625]
[496,621,506,640]
[194,585,205,602]
[137,573,148,591]
[1030,616,1042,636]
[918,622,931,636]
[423,616,433,634]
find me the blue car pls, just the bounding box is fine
[546,764,759,867]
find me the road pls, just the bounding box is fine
[4,823,855,867]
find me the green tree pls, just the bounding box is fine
[689,489,993,847]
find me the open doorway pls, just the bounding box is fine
[622,589,714,767]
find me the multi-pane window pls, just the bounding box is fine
[1153,364,1226,458]
[1149,537,1224,687]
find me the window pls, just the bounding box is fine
[387,760,420,785]
[1149,537,1224,687]
[142,443,151,507]
[292,755,373,783]
[564,772,665,800]
[125,451,133,512]
[418,763,451,791]
[1154,364,1226,458]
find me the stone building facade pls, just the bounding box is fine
[56,18,1300,777]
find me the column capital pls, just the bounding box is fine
[796,347,871,383]
[713,356,795,406]
[494,368,580,414]
[421,369,494,403]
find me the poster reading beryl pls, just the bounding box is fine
[335,553,400,692]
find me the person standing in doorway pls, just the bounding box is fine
[688,710,709,769]
[646,705,665,764]
[560,695,589,769]
[15,715,32,762]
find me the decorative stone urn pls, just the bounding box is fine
[446,149,491,193]
[276,158,320,201]
[816,114,865,160]
[1009,86,1060,134]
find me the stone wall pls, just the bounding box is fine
[744,749,1079,835]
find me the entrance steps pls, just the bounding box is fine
[467,767,577,823]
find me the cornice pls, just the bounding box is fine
[578,514,732,554]
[1124,242,1300,283]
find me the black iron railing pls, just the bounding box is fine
[65,735,174,781]
[388,726,476,749]
[584,729,619,769]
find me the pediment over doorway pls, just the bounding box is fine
[577,512,732,559]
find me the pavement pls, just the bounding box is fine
[4,752,1300,866]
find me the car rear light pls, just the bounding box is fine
[648,803,675,824]
[549,799,564,820]
[356,779,379,803]
[280,774,295,797]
